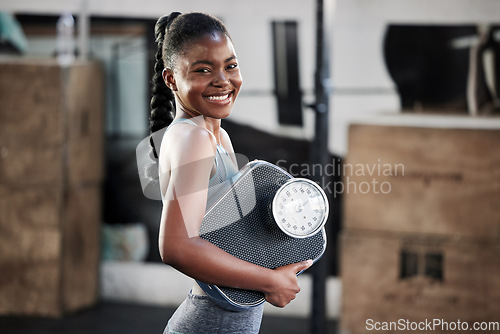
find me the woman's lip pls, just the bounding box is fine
[204,91,233,102]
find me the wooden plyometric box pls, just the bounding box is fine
[340,230,500,334]
[0,57,104,186]
[343,120,500,238]
[0,184,101,316]
[0,58,104,317]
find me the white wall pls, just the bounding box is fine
[2,0,318,140]
[331,0,500,155]
[3,0,500,154]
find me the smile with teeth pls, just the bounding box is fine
[205,92,231,101]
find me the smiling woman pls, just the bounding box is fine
[146,12,312,334]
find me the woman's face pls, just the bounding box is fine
[164,32,242,120]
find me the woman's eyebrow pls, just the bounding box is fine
[191,60,213,67]
[191,55,237,67]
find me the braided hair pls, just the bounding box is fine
[149,12,230,158]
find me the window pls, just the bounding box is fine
[400,248,444,281]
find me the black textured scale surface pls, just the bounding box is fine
[199,161,327,307]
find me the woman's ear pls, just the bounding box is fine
[162,68,177,91]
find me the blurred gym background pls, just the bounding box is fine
[0,1,499,333]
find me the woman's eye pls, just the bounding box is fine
[227,63,238,70]
[195,68,210,73]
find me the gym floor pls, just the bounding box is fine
[0,301,338,334]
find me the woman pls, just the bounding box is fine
[149,12,312,333]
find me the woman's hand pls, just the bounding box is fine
[264,260,313,308]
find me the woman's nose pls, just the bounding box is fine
[212,70,229,86]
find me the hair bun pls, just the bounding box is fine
[166,12,182,30]
[155,12,182,42]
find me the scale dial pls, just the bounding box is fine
[272,178,329,238]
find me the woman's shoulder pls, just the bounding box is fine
[169,121,215,142]
[161,121,217,163]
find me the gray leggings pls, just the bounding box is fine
[164,292,264,334]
